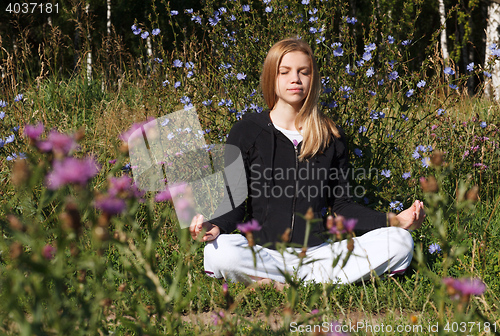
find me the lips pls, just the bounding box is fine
[287,88,303,92]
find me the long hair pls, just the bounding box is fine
[261,37,340,160]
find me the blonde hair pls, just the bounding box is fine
[260,37,340,160]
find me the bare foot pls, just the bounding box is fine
[250,277,288,292]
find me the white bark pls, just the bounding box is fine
[485,2,500,100]
[86,3,92,82]
[438,0,449,61]
[107,0,111,36]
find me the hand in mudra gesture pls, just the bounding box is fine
[189,214,220,242]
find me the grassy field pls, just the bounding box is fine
[1,0,500,334]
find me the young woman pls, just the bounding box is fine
[189,38,425,286]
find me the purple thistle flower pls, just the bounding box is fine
[42,245,56,260]
[344,218,357,232]
[454,278,486,296]
[46,157,100,190]
[428,243,441,254]
[94,195,126,215]
[237,219,262,233]
[37,130,78,155]
[24,123,44,140]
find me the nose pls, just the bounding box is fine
[290,71,302,83]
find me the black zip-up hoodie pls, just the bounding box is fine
[209,110,388,249]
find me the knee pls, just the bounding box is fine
[389,227,414,259]
[204,234,243,268]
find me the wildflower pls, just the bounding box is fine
[443,67,455,75]
[202,100,212,106]
[381,169,391,178]
[4,134,15,144]
[449,84,458,90]
[421,157,431,168]
[24,123,44,140]
[369,90,376,96]
[242,4,250,11]
[191,15,202,24]
[218,6,227,13]
[366,67,374,77]
[14,94,23,102]
[484,71,492,78]
[162,80,169,86]
[401,39,411,46]
[387,35,395,44]
[309,27,317,34]
[401,114,409,121]
[388,71,399,80]
[333,46,343,57]
[265,6,272,13]
[301,0,310,4]
[443,278,486,299]
[362,52,372,61]
[208,15,220,26]
[141,31,149,39]
[174,81,181,88]
[402,172,411,179]
[37,130,78,155]
[389,201,403,212]
[364,43,376,52]
[428,243,441,254]
[412,151,421,159]
[437,108,445,116]
[406,89,414,97]
[187,71,194,78]
[417,80,426,88]
[153,57,163,63]
[212,311,225,326]
[309,16,318,22]
[185,8,193,14]
[378,79,384,85]
[0,111,4,119]
[358,126,367,133]
[152,28,160,36]
[170,10,178,15]
[7,153,26,161]
[467,62,474,72]
[480,121,487,128]
[345,64,355,76]
[173,59,183,67]
[131,24,141,35]
[354,148,363,157]
[316,36,325,44]
[94,195,126,215]
[356,60,364,67]
[45,157,100,190]
[237,73,246,80]
[42,245,56,260]
[345,17,357,24]
[309,8,318,14]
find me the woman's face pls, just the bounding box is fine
[275,51,312,110]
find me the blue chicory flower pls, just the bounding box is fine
[429,243,441,254]
[387,35,395,44]
[152,28,161,36]
[381,169,391,178]
[417,80,426,88]
[467,62,474,72]
[444,67,455,75]
[402,172,411,179]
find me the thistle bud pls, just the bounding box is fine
[11,159,30,187]
[74,126,85,141]
[247,232,254,247]
[347,238,354,251]
[281,228,291,242]
[9,242,23,260]
[420,176,438,192]
[304,207,314,221]
[8,215,25,232]
[466,186,479,202]
[430,151,443,167]
[299,246,307,258]
[335,216,345,232]
[325,215,334,230]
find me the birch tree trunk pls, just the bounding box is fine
[438,0,449,61]
[85,3,92,83]
[485,2,500,100]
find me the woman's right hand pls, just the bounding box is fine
[189,214,220,242]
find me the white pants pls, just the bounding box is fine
[204,227,414,285]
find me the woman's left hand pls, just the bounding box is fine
[394,200,426,230]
